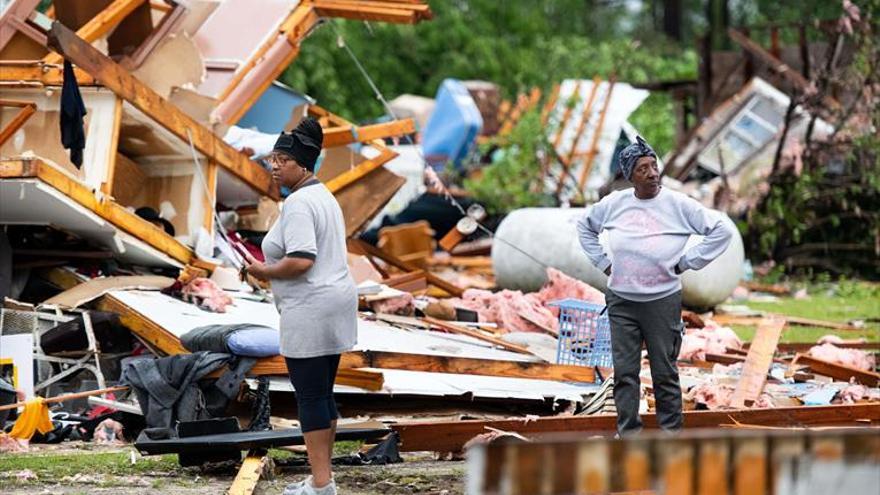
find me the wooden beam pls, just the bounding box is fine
[43,0,148,65]
[563,76,601,166]
[350,238,465,297]
[46,21,278,200]
[392,404,880,452]
[791,353,880,387]
[322,119,416,148]
[250,350,595,383]
[727,28,840,111]
[1,159,194,264]
[0,62,97,85]
[730,317,785,407]
[312,0,432,24]
[423,316,533,356]
[0,99,36,146]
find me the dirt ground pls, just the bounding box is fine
[0,444,465,495]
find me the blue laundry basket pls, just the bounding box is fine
[550,298,613,369]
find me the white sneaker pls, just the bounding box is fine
[283,476,337,495]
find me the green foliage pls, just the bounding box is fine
[280,1,697,155]
[463,110,554,215]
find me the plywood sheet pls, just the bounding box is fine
[729,317,785,407]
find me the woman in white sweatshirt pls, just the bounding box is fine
[577,136,734,436]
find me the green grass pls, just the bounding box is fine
[0,450,180,486]
[729,281,880,343]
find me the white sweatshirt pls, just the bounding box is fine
[577,187,734,302]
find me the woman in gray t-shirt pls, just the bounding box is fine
[243,117,356,495]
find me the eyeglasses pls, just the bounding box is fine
[268,154,294,166]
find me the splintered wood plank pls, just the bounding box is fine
[733,437,767,495]
[730,317,786,408]
[697,438,729,495]
[791,353,880,387]
[46,21,278,199]
[227,454,269,495]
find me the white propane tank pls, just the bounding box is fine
[491,207,744,309]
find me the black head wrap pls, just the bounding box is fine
[273,117,323,172]
[618,135,657,181]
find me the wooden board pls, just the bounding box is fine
[393,404,880,453]
[791,353,880,387]
[227,454,269,495]
[730,317,786,408]
[248,351,595,384]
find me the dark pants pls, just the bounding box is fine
[285,354,341,433]
[606,290,684,436]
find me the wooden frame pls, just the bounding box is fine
[312,0,433,24]
[47,20,279,200]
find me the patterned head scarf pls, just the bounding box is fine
[618,136,657,181]
[273,117,324,172]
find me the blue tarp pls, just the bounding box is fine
[421,79,483,170]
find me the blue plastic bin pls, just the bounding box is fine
[421,79,483,170]
[550,298,613,369]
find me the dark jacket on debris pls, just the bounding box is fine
[60,60,87,167]
[181,324,274,353]
[123,352,255,437]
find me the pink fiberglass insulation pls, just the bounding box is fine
[678,320,743,361]
[808,343,876,371]
[370,293,415,316]
[449,268,606,334]
[684,382,734,410]
[182,277,234,313]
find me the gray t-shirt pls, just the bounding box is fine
[261,178,357,358]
